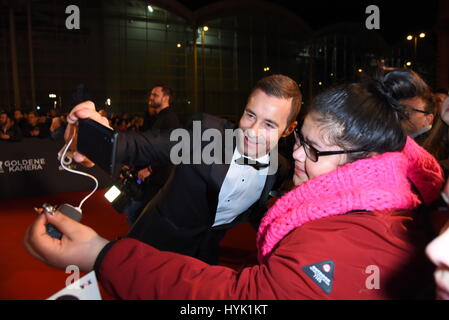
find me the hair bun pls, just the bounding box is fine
[369,79,407,121]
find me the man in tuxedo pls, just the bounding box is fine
[66,74,301,264]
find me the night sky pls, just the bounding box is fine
[176,0,439,45]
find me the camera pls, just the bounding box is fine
[104,166,143,213]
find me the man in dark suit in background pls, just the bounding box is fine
[124,84,181,226]
[142,84,180,132]
[65,74,301,264]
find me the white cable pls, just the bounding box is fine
[59,137,98,212]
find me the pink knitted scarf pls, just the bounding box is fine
[257,137,444,263]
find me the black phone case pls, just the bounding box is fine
[77,118,118,176]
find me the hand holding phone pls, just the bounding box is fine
[77,118,118,176]
[66,101,111,129]
[61,101,118,175]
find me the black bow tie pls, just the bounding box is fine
[235,157,270,170]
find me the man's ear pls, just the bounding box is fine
[281,121,298,137]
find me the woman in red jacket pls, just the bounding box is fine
[25,78,444,299]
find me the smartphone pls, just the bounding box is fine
[77,118,118,176]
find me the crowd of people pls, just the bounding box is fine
[17,68,449,300]
[0,108,160,143]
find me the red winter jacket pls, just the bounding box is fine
[95,209,434,300]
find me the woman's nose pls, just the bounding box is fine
[292,143,306,162]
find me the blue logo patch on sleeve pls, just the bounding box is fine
[302,260,335,294]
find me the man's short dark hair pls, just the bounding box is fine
[0,111,11,121]
[249,74,302,126]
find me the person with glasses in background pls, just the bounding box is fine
[380,68,436,146]
[423,95,449,174]
[25,78,444,299]
[402,101,435,144]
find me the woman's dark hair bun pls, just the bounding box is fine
[364,78,407,121]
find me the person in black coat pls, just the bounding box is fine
[142,84,180,132]
[0,111,22,142]
[64,74,302,264]
[123,84,181,226]
[21,111,50,139]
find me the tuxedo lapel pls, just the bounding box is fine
[258,152,280,206]
[206,121,236,219]
[208,162,230,205]
[211,169,276,231]
[258,172,276,206]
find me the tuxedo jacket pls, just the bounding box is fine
[116,113,291,264]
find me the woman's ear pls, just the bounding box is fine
[282,121,298,137]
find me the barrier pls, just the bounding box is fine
[0,138,113,200]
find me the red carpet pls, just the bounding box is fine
[0,189,129,299]
[0,189,257,299]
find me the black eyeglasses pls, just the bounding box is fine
[293,128,366,162]
[402,105,432,116]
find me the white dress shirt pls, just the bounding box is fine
[212,147,269,226]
